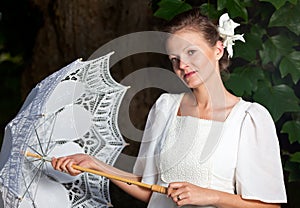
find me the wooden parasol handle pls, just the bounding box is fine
[25,151,167,194]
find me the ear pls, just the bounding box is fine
[215,40,224,60]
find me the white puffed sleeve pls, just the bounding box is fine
[236,103,287,203]
[133,93,181,185]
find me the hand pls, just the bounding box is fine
[51,153,98,176]
[167,182,218,207]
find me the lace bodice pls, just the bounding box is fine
[160,116,224,188]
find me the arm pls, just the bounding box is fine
[168,182,280,208]
[51,154,152,203]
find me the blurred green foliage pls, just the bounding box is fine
[151,0,300,207]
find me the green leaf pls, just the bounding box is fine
[253,84,300,121]
[217,0,227,10]
[280,51,300,84]
[234,26,266,61]
[199,3,219,19]
[224,73,252,96]
[225,66,265,96]
[259,0,290,9]
[217,0,248,21]
[291,152,300,163]
[153,0,192,20]
[281,121,300,144]
[256,79,272,89]
[284,160,300,182]
[0,53,23,64]
[269,1,300,35]
[259,35,295,66]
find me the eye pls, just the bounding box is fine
[169,56,179,64]
[169,57,179,68]
[170,57,179,64]
[187,50,196,56]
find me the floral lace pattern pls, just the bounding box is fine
[0,52,128,208]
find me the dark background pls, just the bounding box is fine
[0,0,166,207]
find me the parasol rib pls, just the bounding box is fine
[25,151,167,194]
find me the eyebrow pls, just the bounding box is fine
[168,44,199,57]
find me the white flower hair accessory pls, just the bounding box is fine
[218,13,245,58]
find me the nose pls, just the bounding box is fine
[179,59,189,70]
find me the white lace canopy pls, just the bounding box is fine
[0,52,129,208]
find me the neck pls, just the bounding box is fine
[192,71,228,108]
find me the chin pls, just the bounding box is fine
[184,80,204,89]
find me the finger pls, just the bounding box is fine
[54,157,67,171]
[167,185,175,197]
[169,182,185,189]
[66,160,81,176]
[51,157,57,168]
[177,192,188,201]
[61,158,73,173]
[171,193,183,203]
[169,183,186,198]
[167,182,185,196]
[171,192,189,207]
[170,190,185,202]
[176,197,189,207]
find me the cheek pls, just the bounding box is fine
[173,69,181,77]
[190,55,208,70]
[191,53,215,72]
[171,61,179,71]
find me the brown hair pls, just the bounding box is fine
[164,9,230,71]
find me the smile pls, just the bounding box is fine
[184,71,196,79]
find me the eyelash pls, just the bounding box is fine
[187,50,196,55]
[170,57,179,64]
[169,49,196,64]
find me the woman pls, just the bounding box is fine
[52,9,287,207]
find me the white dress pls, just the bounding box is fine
[133,93,287,207]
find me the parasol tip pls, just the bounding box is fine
[109,51,115,56]
[24,151,41,159]
[24,151,51,162]
[107,202,114,207]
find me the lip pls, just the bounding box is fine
[184,71,196,79]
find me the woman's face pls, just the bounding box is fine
[166,29,221,89]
